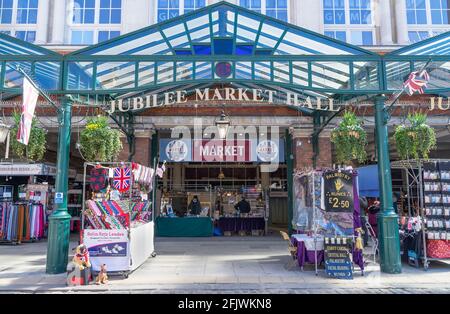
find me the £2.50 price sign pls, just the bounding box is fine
[324,171,354,213]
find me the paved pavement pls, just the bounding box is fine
[1,235,450,294]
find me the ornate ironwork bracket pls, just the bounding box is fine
[109,111,135,162]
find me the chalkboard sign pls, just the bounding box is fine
[324,237,353,280]
[324,171,354,212]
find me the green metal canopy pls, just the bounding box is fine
[385,31,450,93]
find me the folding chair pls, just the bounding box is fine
[364,221,379,264]
[280,231,298,270]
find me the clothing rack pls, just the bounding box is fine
[0,201,46,245]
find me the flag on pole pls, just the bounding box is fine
[156,163,166,178]
[403,70,430,96]
[17,77,39,145]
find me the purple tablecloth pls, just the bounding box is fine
[291,236,364,271]
[291,236,324,267]
[218,217,265,232]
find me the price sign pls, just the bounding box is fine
[323,171,354,213]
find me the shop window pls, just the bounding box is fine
[99,0,121,24]
[16,0,38,24]
[73,0,95,24]
[0,0,12,24]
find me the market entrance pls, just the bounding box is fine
[154,128,289,237]
[2,2,448,275]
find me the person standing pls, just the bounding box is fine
[234,196,251,214]
[188,195,202,216]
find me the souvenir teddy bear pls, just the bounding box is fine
[95,264,108,285]
[73,244,91,270]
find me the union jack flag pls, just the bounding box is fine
[403,70,430,96]
[113,166,131,192]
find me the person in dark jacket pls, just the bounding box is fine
[189,195,202,215]
[367,200,381,237]
[234,196,251,214]
[359,196,369,247]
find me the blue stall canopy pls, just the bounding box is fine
[357,165,379,197]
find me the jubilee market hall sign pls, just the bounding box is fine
[106,88,450,114]
[106,87,337,114]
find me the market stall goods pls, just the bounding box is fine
[0,202,45,243]
[81,161,163,275]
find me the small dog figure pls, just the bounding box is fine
[95,264,108,285]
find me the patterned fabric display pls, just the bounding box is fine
[89,167,108,191]
[113,167,131,192]
[427,240,450,258]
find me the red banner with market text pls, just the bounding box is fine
[193,140,251,162]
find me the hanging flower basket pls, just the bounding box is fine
[9,112,47,161]
[394,113,436,160]
[79,116,123,162]
[331,111,368,165]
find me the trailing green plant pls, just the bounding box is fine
[79,116,123,162]
[9,112,47,161]
[394,113,436,160]
[330,111,368,165]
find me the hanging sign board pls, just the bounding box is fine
[322,170,355,236]
[324,236,353,280]
[323,171,354,212]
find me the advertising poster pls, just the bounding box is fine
[322,170,354,236]
[83,229,129,272]
[324,237,353,279]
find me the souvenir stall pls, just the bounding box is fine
[291,169,364,278]
[391,159,450,270]
[81,161,159,277]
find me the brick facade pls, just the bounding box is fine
[118,134,152,166]
[293,132,333,170]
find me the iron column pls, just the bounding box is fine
[285,129,294,236]
[374,95,402,274]
[46,96,72,274]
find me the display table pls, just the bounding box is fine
[155,216,214,237]
[218,217,265,233]
[291,234,325,268]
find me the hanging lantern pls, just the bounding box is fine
[215,110,230,140]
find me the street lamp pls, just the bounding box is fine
[215,110,230,140]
